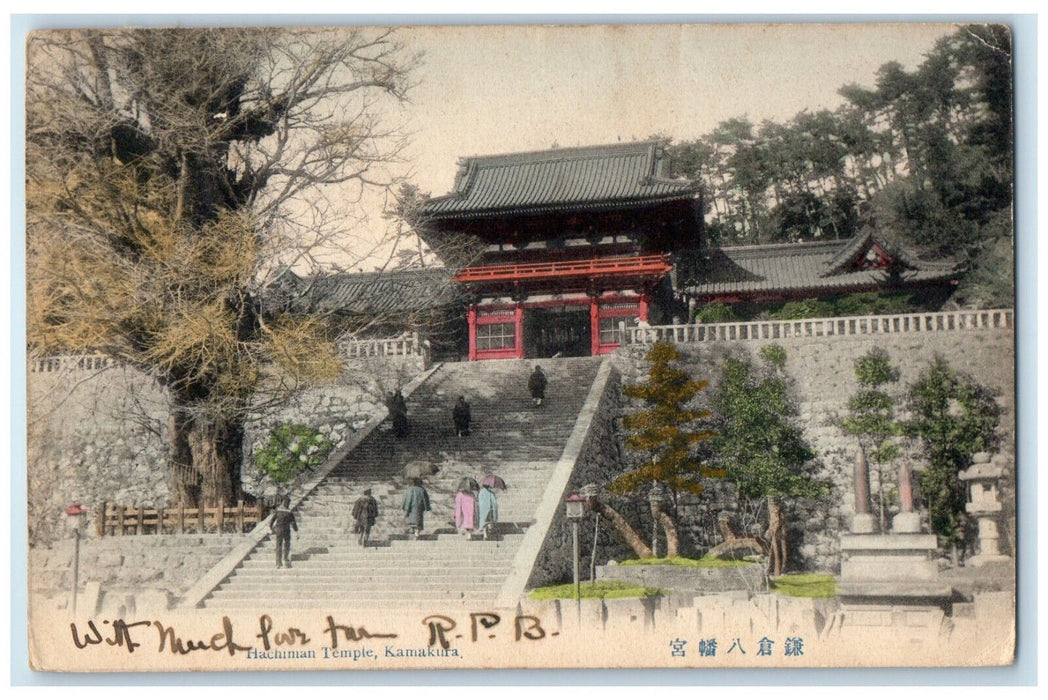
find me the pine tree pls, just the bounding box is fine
[611,342,719,557]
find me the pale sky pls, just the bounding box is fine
[397,23,959,199]
[272,22,964,270]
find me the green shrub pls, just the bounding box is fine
[771,299,836,320]
[694,302,739,323]
[255,424,334,484]
[834,291,914,316]
[769,573,838,598]
[759,344,788,370]
[528,580,665,600]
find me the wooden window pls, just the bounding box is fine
[476,322,516,350]
[598,316,637,346]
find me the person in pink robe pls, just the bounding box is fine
[454,486,477,535]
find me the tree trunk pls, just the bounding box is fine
[650,500,679,558]
[708,512,766,560]
[588,497,652,559]
[169,410,200,508]
[766,497,786,577]
[169,408,243,508]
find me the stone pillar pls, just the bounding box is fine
[852,446,875,533]
[892,461,921,533]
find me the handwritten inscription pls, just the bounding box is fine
[69,611,548,659]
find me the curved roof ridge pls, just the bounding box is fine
[717,239,846,257]
[458,139,663,167]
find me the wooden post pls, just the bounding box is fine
[137,506,145,535]
[96,501,106,537]
[157,507,165,535]
[217,502,225,533]
[177,505,185,534]
[514,303,524,360]
[236,501,245,532]
[467,305,477,361]
[117,506,125,536]
[589,296,600,356]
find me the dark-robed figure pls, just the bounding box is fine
[452,395,472,437]
[270,496,298,569]
[528,365,547,407]
[387,389,409,438]
[401,477,431,538]
[352,488,379,547]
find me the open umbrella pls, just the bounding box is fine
[481,474,507,490]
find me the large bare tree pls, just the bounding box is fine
[26,27,419,508]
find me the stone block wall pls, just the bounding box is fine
[29,533,254,614]
[27,353,428,547]
[28,364,172,547]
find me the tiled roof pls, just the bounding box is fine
[678,235,963,297]
[418,141,698,219]
[273,267,460,316]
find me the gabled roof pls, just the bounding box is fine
[678,234,964,298]
[269,267,460,316]
[418,140,699,220]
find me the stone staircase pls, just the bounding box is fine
[201,357,604,609]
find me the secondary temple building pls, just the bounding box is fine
[416,140,963,361]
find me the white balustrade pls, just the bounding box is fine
[627,309,1013,345]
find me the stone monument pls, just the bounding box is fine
[839,445,955,622]
[850,448,875,534]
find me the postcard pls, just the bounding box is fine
[24,22,1016,671]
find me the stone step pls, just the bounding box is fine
[237,556,518,569]
[204,596,500,608]
[204,357,604,609]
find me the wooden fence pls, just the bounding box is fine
[96,501,268,537]
[626,309,1013,345]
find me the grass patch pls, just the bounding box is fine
[770,573,838,598]
[615,555,754,569]
[528,580,665,600]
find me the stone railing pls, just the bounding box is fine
[338,331,428,359]
[28,353,113,374]
[627,309,1013,345]
[30,333,430,374]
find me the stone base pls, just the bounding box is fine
[892,511,923,533]
[967,553,1011,567]
[850,513,876,534]
[839,534,940,583]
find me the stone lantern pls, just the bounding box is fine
[959,452,1009,566]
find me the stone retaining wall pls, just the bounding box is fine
[596,562,767,594]
[524,364,645,588]
[27,353,427,547]
[29,533,254,615]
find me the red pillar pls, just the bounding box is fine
[514,303,524,359]
[590,296,600,356]
[467,305,477,361]
[638,293,651,322]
